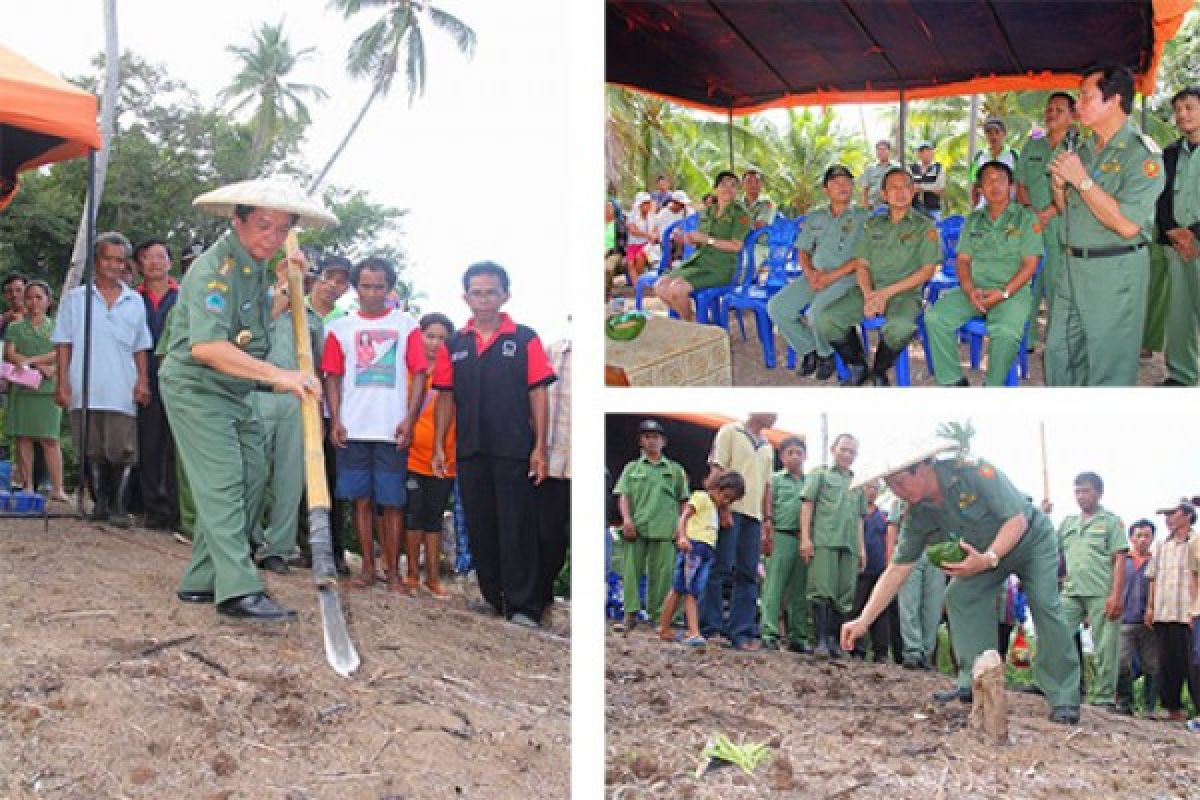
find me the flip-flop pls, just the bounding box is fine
[681,635,707,647]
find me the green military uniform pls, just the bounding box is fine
[159,230,273,604]
[1015,135,1070,337]
[802,465,866,613]
[155,311,194,538]
[613,453,689,622]
[816,210,941,350]
[925,202,1044,385]
[767,205,870,359]
[251,303,323,560]
[672,201,754,290]
[892,500,948,664]
[744,195,777,228]
[1058,507,1127,703]
[761,468,811,647]
[860,160,901,208]
[893,457,1080,708]
[1143,242,1169,354]
[1163,139,1200,384]
[1045,120,1165,386]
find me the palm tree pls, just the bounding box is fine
[936,420,976,456]
[218,21,328,172]
[312,0,476,191]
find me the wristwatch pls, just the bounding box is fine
[1000,287,1010,300]
[1078,177,1095,192]
[984,549,1000,569]
[707,236,715,246]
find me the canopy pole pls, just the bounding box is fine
[727,107,734,171]
[79,149,96,514]
[968,94,980,168]
[898,89,908,166]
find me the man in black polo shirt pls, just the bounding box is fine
[910,142,945,222]
[432,262,557,628]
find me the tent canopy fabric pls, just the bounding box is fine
[607,0,1192,114]
[0,44,102,210]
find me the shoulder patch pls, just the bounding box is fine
[926,229,938,241]
[204,292,227,315]
[1143,159,1160,178]
[1138,133,1162,155]
[978,463,996,480]
[738,215,750,226]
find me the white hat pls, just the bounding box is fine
[632,191,653,209]
[851,435,960,489]
[670,190,691,205]
[193,177,339,229]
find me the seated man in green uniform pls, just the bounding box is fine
[925,161,1043,386]
[815,168,941,385]
[653,170,752,322]
[842,439,1081,724]
[1046,64,1165,386]
[800,433,865,658]
[613,418,690,630]
[767,165,870,382]
[160,180,331,622]
[760,435,810,651]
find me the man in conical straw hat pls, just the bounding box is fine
[159,178,336,623]
[841,434,1082,725]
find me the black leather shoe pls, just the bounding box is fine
[177,589,215,603]
[1049,705,1081,725]
[786,640,812,654]
[259,555,290,575]
[798,350,819,377]
[217,592,296,622]
[932,687,972,704]
[814,354,837,381]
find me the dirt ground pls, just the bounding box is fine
[605,629,1200,799]
[620,293,1168,387]
[0,517,569,800]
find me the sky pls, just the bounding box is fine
[6,0,579,342]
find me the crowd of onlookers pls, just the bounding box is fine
[0,235,571,629]
[609,415,1200,729]
[606,71,1200,388]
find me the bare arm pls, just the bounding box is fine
[323,373,345,448]
[431,390,455,477]
[842,562,916,650]
[54,343,72,408]
[943,512,1028,578]
[1105,551,1126,620]
[529,385,548,484]
[395,369,427,449]
[133,350,150,406]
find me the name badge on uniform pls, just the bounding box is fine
[241,301,253,312]
[502,340,518,357]
[452,350,469,362]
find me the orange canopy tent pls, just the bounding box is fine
[0,44,101,210]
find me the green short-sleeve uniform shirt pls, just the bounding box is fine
[674,200,755,288]
[744,195,777,227]
[958,203,1045,288]
[853,210,942,292]
[796,205,870,271]
[801,465,866,550]
[860,160,901,206]
[770,469,806,533]
[160,230,272,399]
[1062,119,1165,248]
[1015,135,1069,212]
[613,454,690,540]
[893,458,1035,565]
[1171,140,1200,228]
[1057,507,1127,597]
[710,422,774,520]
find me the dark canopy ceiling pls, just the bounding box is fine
[607,0,1191,113]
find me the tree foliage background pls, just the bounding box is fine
[0,50,409,288]
[606,10,1200,216]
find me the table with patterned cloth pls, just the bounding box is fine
[605,315,731,386]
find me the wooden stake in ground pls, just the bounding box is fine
[969,649,1008,743]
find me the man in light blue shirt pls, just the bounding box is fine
[53,232,152,527]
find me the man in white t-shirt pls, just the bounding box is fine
[321,257,427,592]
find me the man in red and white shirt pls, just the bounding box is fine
[322,257,427,592]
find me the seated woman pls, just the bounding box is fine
[4,280,68,501]
[624,192,657,283]
[653,171,752,322]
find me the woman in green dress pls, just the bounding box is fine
[4,280,67,500]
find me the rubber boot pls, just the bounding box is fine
[87,461,110,522]
[107,465,136,528]
[828,607,844,659]
[830,332,869,386]
[403,530,422,595]
[870,339,905,387]
[812,603,831,658]
[423,532,451,598]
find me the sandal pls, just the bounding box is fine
[681,635,707,648]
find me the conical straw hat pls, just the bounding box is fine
[193,177,338,229]
[851,435,960,489]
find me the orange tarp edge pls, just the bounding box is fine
[610,0,1193,116]
[0,44,101,209]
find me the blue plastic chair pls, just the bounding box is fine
[690,225,760,325]
[718,219,802,367]
[634,213,700,310]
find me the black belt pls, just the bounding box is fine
[1067,242,1146,259]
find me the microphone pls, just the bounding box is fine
[1063,128,1080,153]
